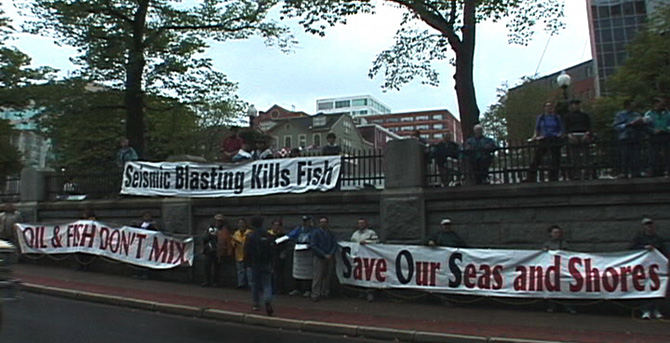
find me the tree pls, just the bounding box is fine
[283,0,565,138]
[606,4,670,107]
[32,78,224,172]
[21,0,292,157]
[0,8,56,108]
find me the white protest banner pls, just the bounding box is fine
[16,221,194,269]
[336,242,669,299]
[120,156,341,197]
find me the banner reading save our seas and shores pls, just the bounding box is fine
[121,156,341,197]
[16,221,194,269]
[336,242,669,299]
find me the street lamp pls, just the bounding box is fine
[556,71,571,100]
[247,104,258,128]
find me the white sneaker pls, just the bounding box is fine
[641,311,652,320]
[653,310,664,319]
[302,291,311,298]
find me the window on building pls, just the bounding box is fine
[433,134,442,139]
[335,100,350,108]
[416,124,429,130]
[351,99,368,106]
[386,117,399,123]
[415,115,429,121]
[298,134,307,148]
[318,102,333,110]
[420,134,429,140]
[343,120,352,135]
[433,114,443,120]
[433,123,444,130]
[401,117,413,122]
[313,116,326,127]
[356,110,368,115]
[313,134,321,147]
[284,136,292,148]
[402,126,414,131]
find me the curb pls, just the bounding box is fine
[19,283,573,343]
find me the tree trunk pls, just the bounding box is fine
[124,2,149,158]
[453,0,480,141]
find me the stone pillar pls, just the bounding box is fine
[380,139,427,243]
[20,167,47,202]
[161,198,193,235]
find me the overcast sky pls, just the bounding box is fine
[2,1,591,119]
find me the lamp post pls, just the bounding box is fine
[247,104,258,128]
[556,71,571,100]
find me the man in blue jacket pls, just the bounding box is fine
[310,216,338,302]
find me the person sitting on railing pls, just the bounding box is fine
[526,101,565,182]
[463,124,497,185]
[116,137,138,169]
[430,133,461,187]
[563,99,594,180]
[613,99,646,178]
[220,127,244,162]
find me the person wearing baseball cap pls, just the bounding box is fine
[630,217,667,319]
[426,218,467,248]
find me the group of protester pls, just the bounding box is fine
[220,127,342,163]
[199,214,379,315]
[427,216,667,320]
[198,211,666,319]
[429,97,670,185]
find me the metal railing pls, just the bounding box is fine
[0,176,20,202]
[46,172,121,200]
[340,149,384,189]
[426,139,656,186]
[37,151,386,199]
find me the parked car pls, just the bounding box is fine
[0,239,18,331]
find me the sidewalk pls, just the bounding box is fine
[13,263,670,343]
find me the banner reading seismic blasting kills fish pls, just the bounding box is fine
[16,221,193,269]
[120,156,341,198]
[336,242,668,299]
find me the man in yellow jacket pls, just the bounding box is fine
[232,218,254,288]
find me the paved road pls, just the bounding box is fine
[0,293,380,343]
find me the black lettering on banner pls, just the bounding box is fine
[341,246,352,278]
[448,252,462,288]
[395,250,414,284]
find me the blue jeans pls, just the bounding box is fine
[251,267,273,306]
[236,261,248,287]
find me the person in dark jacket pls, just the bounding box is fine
[431,133,461,187]
[426,218,466,248]
[563,100,593,180]
[310,216,338,302]
[321,133,342,156]
[245,215,276,316]
[202,224,220,287]
[630,217,667,320]
[463,124,497,185]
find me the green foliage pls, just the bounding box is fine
[0,118,22,179]
[607,4,670,107]
[0,8,56,108]
[20,0,293,155]
[493,79,558,143]
[32,79,224,171]
[283,0,565,138]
